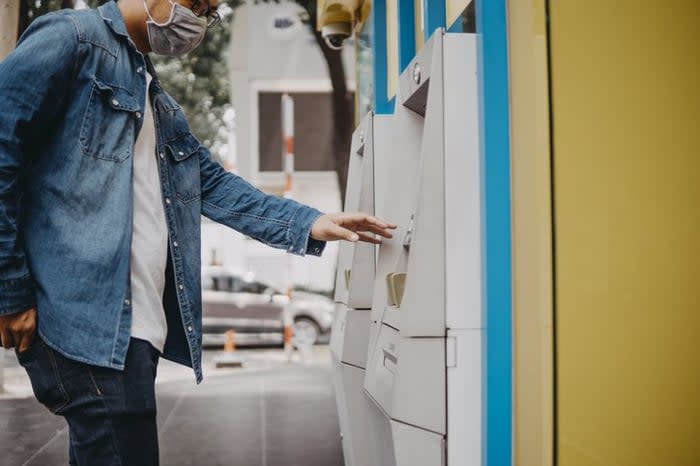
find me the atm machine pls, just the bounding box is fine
[330,112,395,466]
[363,30,483,466]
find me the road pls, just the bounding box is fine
[0,346,345,466]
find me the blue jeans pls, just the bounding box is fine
[17,336,160,465]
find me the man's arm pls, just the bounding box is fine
[198,150,327,256]
[0,13,79,334]
[198,150,397,254]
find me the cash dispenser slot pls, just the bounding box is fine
[386,272,406,307]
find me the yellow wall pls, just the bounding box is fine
[414,0,424,52]
[549,1,700,465]
[508,0,553,464]
[446,0,469,26]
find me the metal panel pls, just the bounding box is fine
[392,420,445,466]
[447,329,483,466]
[333,363,383,466]
[330,306,372,368]
[364,324,446,435]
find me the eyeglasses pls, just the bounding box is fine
[190,0,221,28]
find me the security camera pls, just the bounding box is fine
[321,22,352,50]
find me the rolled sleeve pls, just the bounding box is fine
[0,274,36,316]
[287,205,326,257]
[199,148,327,257]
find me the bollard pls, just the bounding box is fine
[284,318,293,363]
[214,329,243,369]
[223,329,236,353]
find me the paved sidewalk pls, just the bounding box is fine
[0,347,344,466]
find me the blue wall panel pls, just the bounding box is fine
[475,0,513,465]
[423,0,446,40]
[371,0,393,114]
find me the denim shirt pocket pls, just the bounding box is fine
[165,132,201,204]
[79,78,140,163]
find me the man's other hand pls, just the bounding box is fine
[311,213,397,244]
[0,307,37,352]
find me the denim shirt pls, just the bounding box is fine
[0,2,325,382]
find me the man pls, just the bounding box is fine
[0,0,395,463]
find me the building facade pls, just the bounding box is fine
[326,1,700,465]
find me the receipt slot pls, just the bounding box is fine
[363,30,483,466]
[330,112,394,466]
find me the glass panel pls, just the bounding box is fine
[258,91,353,172]
[414,0,424,50]
[212,275,237,292]
[236,281,268,294]
[447,0,475,33]
[356,9,374,121]
[386,0,399,99]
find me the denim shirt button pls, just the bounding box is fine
[165,198,171,204]
[159,152,164,159]
[187,326,193,332]
[172,241,178,247]
[178,284,184,290]
[124,299,130,306]
[136,66,143,73]
[111,99,119,106]
[135,112,142,119]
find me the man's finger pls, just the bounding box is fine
[360,224,394,239]
[16,330,35,353]
[329,223,359,242]
[0,329,14,349]
[353,214,397,230]
[356,232,382,244]
[365,215,397,229]
[337,212,374,226]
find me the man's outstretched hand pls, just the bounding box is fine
[311,213,397,244]
[0,307,37,352]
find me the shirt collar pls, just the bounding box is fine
[98,1,131,40]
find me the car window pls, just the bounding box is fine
[202,275,215,290]
[235,280,268,294]
[209,275,242,292]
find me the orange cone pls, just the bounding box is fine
[224,329,236,352]
[216,329,243,368]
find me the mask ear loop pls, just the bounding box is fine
[143,0,177,26]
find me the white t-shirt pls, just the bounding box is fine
[129,73,168,352]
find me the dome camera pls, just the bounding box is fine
[321,22,352,50]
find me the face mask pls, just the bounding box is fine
[143,0,207,56]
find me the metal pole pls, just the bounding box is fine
[0,0,19,394]
[281,93,295,362]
